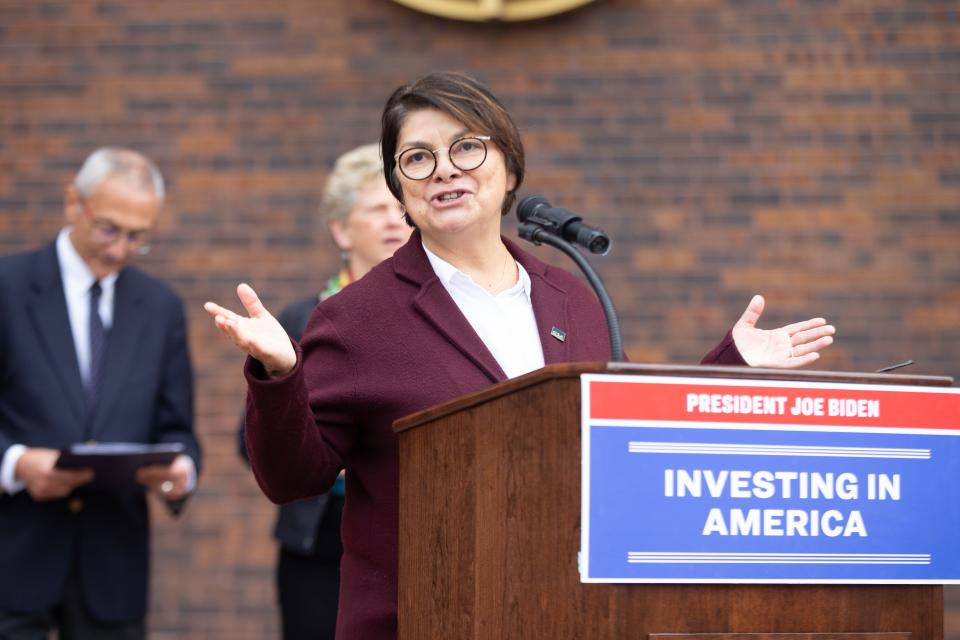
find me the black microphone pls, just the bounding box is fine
[875,359,914,373]
[516,195,611,255]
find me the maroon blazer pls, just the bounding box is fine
[244,231,744,640]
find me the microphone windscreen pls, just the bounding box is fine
[516,195,549,222]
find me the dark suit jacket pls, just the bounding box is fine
[237,294,333,554]
[242,231,634,639]
[0,240,200,624]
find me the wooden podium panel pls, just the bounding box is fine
[394,364,950,640]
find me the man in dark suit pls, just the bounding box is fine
[0,147,201,639]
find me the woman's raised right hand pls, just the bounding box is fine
[204,283,297,377]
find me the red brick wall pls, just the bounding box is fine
[2,1,958,637]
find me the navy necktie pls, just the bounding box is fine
[88,280,107,401]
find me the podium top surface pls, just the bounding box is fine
[393,362,953,434]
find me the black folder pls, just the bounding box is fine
[55,442,184,489]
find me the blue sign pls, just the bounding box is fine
[580,375,960,584]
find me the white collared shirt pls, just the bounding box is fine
[57,227,119,388]
[1,228,195,494]
[423,243,545,379]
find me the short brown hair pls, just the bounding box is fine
[380,72,525,225]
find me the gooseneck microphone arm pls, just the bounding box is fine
[517,218,624,362]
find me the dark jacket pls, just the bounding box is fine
[0,241,199,623]
[243,231,742,639]
[238,295,334,554]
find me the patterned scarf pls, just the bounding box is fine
[320,267,353,302]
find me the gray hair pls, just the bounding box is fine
[73,147,165,201]
[321,143,384,225]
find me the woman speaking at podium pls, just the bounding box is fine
[205,71,835,640]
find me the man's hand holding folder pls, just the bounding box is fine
[55,442,186,494]
[16,448,94,501]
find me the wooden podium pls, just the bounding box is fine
[394,363,953,640]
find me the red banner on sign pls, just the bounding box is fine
[588,379,960,431]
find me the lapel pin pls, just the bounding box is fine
[550,326,567,342]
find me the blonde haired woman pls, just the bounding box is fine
[237,142,410,640]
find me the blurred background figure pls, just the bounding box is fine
[0,147,200,640]
[238,142,410,640]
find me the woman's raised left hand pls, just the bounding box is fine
[732,295,836,369]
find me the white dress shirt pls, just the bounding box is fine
[58,227,120,387]
[423,243,545,379]
[1,228,195,494]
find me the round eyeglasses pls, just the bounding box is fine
[395,136,491,181]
